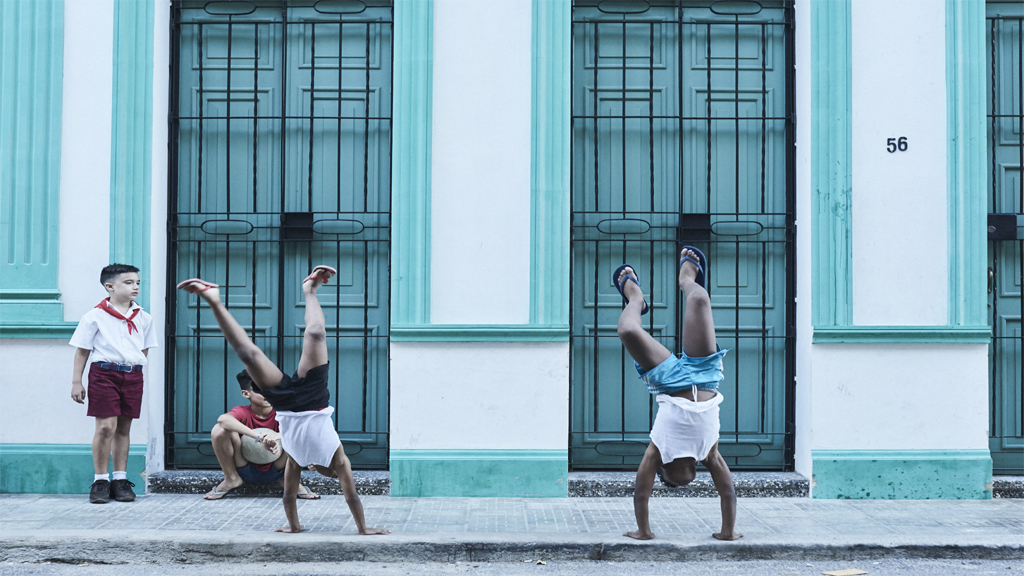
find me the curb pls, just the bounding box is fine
[1,531,1021,564]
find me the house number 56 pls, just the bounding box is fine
[886,137,908,153]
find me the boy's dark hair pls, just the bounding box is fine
[237,369,257,392]
[100,263,140,286]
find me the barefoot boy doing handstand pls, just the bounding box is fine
[177,267,388,535]
[613,247,742,541]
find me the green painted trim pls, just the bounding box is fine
[809,0,853,328]
[109,0,154,310]
[945,0,988,328]
[390,324,570,342]
[391,0,433,326]
[812,449,992,499]
[0,290,66,324]
[0,443,147,494]
[812,325,991,343]
[530,0,571,326]
[0,0,65,336]
[0,322,79,338]
[390,449,568,497]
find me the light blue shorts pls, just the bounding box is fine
[635,347,728,395]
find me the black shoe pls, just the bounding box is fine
[110,479,136,502]
[89,480,110,504]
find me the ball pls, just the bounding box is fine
[240,427,280,465]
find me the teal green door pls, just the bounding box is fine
[570,2,794,470]
[169,1,392,469]
[987,3,1023,475]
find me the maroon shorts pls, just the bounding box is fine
[87,365,144,419]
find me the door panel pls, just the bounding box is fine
[169,2,392,469]
[986,3,1023,476]
[570,1,793,470]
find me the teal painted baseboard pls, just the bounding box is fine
[390,449,568,497]
[812,326,991,343]
[812,449,992,500]
[0,443,147,494]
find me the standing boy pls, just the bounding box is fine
[205,376,318,501]
[612,247,742,541]
[176,266,388,535]
[70,264,159,504]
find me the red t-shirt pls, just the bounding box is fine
[228,405,280,471]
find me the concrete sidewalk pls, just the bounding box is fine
[1,494,1021,564]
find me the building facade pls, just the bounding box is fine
[1,0,1020,499]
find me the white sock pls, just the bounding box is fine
[111,471,127,481]
[95,473,110,482]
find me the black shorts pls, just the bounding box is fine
[258,363,330,412]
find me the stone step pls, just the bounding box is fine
[146,470,808,497]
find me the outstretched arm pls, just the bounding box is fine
[274,457,303,533]
[703,443,743,540]
[332,447,389,535]
[625,443,661,540]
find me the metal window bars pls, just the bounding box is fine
[166,0,393,469]
[987,3,1024,476]
[569,0,795,470]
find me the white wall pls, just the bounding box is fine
[809,344,990,450]
[851,0,948,326]
[430,0,532,325]
[0,341,150,445]
[147,0,172,474]
[390,342,569,450]
[59,0,114,320]
[793,0,813,481]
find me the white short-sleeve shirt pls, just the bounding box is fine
[69,302,159,365]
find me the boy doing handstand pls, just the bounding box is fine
[176,267,388,535]
[613,247,742,541]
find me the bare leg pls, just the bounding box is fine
[296,269,334,377]
[328,444,390,535]
[206,424,246,499]
[178,282,285,390]
[679,248,716,358]
[616,267,673,370]
[110,417,132,472]
[92,417,117,475]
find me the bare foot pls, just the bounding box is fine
[360,527,391,535]
[678,248,701,288]
[617,267,646,309]
[273,525,304,533]
[204,477,243,500]
[623,530,655,540]
[712,532,744,541]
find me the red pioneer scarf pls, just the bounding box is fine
[95,299,140,335]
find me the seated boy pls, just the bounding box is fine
[70,263,159,504]
[176,266,388,535]
[612,247,742,541]
[204,376,318,501]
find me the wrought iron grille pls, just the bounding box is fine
[569,0,795,470]
[166,0,393,469]
[987,2,1024,476]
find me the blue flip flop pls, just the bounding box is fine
[612,264,649,315]
[679,246,708,289]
